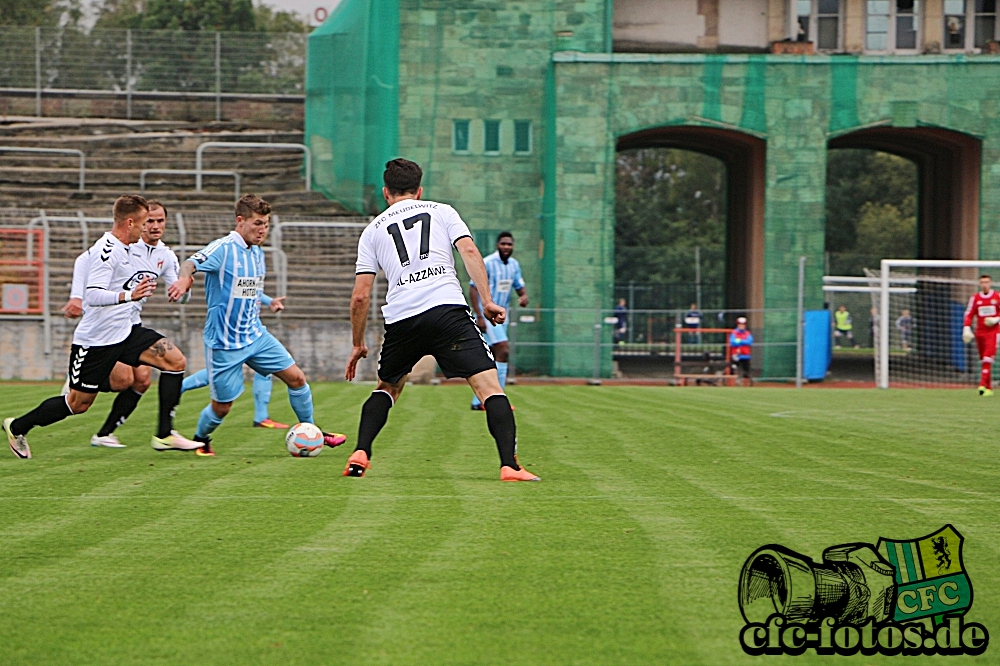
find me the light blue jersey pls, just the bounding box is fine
[472,251,524,312]
[190,231,267,350]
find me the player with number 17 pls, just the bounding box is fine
[344,158,538,481]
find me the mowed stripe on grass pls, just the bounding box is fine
[0,383,997,665]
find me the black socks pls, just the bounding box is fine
[485,394,519,469]
[96,389,144,437]
[157,371,184,439]
[355,391,393,458]
[11,396,74,436]
[352,390,518,470]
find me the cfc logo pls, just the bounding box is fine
[738,525,988,656]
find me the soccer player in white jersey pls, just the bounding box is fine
[469,231,528,410]
[3,195,201,458]
[344,159,539,481]
[82,200,185,447]
[168,194,346,456]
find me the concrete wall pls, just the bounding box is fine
[718,0,768,48]
[0,318,379,382]
[305,0,1000,378]
[549,53,1000,377]
[614,0,705,50]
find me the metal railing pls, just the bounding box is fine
[0,147,85,191]
[141,169,242,203]
[195,142,311,191]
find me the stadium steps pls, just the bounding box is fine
[0,118,352,217]
[0,118,377,323]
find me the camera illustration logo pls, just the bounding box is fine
[738,525,989,656]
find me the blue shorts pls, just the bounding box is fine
[484,320,509,346]
[206,331,295,403]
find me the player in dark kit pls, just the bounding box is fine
[3,195,201,458]
[344,158,539,481]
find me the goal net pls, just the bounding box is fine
[867,260,1000,388]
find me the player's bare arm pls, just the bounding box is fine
[168,260,197,301]
[456,237,504,325]
[346,273,375,381]
[517,286,529,308]
[469,285,486,330]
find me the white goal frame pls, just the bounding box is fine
[878,259,1000,388]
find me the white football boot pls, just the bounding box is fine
[91,434,126,448]
[150,431,202,451]
[3,417,31,459]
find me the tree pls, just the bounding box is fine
[94,0,309,32]
[0,0,63,27]
[825,149,917,275]
[95,0,255,31]
[614,148,726,299]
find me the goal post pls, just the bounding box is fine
[875,259,1000,389]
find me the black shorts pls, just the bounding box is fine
[68,325,164,393]
[378,305,496,384]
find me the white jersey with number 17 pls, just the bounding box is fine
[356,199,473,324]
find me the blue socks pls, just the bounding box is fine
[288,384,314,424]
[195,404,224,439]
[182,368,209,393]
[252,373,272,423]
[473,362,509,408]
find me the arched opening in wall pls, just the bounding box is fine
[615,127,766,319]
[827,128,981,266]
[824,128,981,377]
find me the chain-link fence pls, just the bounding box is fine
[503,307,802,382]
[0,27,307,117]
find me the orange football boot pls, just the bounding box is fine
[254,418,290,429]
[343,450,370,477]
[500,466,539,482]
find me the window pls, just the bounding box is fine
[867,1,890,50]
[945,0,966,48]
[484,120,500,154]
[797,0,841,50]
[976,0,997,47]
[896,0,918,49]
[817,0,841,49]
[453,120,470,153]
[866,1,920,52]
[514,120,532,155]
[797,0,811,42]
[944,1,997,50]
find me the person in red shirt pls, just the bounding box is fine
[962,274,1000,396]
[729,317,754,385]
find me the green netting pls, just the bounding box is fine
[830,58,861,133]
[305,0,399,214]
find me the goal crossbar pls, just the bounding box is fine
[878,259,1000,388]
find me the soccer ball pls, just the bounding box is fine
[285,422,324,457]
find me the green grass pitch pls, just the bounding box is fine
[0,382,997,665]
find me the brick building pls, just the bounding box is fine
[306,0,1000,376]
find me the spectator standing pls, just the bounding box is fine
[684,302,703,343]
[834,305,858,348]
[613,298,628,343]
[895,309,913,351]
[729,316,753,384]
